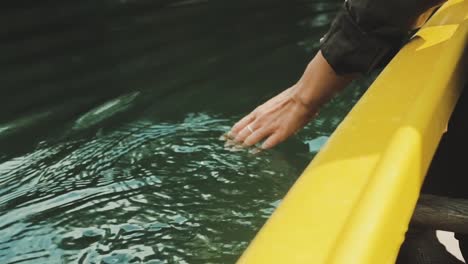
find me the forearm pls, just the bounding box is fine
[291,51,355,111]
[300,0,445,107]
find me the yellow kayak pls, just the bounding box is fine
[238,1,468,263]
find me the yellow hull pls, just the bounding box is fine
[238,1,468,263]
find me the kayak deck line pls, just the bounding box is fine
[238,1,468,263]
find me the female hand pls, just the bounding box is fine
[226,51,355,150]
[228,85,317,149]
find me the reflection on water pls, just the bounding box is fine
[0,0,372,263]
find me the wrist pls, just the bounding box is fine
[290,51,356,112]
[290,81,324,112]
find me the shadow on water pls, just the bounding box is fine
[0,0,373,263]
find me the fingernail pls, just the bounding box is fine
[261,142,271,149]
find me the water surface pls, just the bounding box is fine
[0,1,373,263]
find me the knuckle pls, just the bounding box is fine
[256,115,268,125]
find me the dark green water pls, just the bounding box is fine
[0,1,373,263]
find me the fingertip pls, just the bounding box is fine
[261,140,274,149]
[233,129,246,143]
[230,127,244,139]
[226,131,237,139]
[244,127,271,147]
[261,133,281,150]
[224,139,236,147]
[242,134,256,147]
[261,142,273,150]
[244,136,261,148]
[234,134,244,144]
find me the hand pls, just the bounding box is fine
[226,51,355,150]
[228,85,317,149]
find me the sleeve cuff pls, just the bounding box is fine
[320,3,399,75]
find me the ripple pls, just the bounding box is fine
[0,0,370,262]
[0,112,309,263]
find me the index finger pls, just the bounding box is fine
[229,113,255,137]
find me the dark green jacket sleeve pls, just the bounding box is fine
[320,0,445,74]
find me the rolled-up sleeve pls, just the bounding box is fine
[320,0,445,74]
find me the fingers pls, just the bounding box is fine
[229,113,255,137]
[261,131,285,149]
[226,87,312,150]
[243,127,271,147]
[234,122,257,143]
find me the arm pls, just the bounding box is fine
[228,0,446,150]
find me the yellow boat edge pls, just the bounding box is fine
[238,1,468,263]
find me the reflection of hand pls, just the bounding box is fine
[228,85,317,149]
